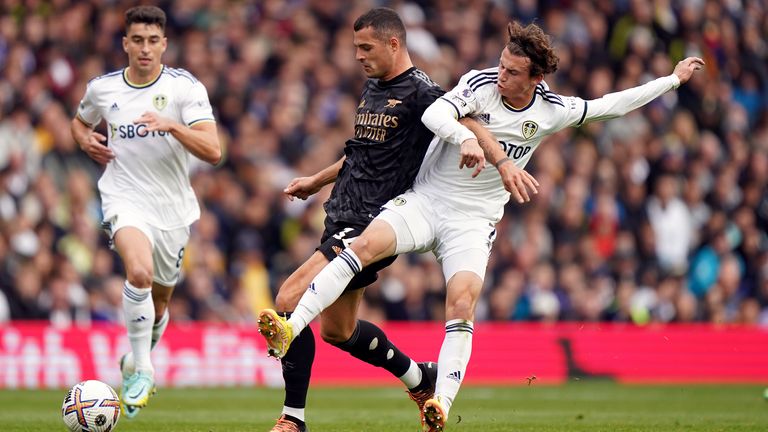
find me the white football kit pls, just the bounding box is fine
[380,67,681,280]
[77,66,215,284]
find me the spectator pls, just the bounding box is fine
[646,173,693,274]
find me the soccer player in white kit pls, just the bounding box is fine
[70,5,221,418]
[258,21,703,431]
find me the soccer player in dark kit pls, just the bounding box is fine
[258,7,488,432]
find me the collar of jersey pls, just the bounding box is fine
[501,93,535,112]
[123,65,164,89]
[377,66,416,87]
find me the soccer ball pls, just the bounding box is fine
[62,380,121,432]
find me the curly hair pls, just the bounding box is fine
[506,21,559,77]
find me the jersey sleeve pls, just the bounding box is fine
[421,70,492,145]
[557,95,590,128]
[76,82,102,127]
[179,81,215,127]
[437,69,490,119]
[580,74,680,125]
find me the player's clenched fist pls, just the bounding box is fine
[284,176,322,201]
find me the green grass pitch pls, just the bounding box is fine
[2,382,766,431]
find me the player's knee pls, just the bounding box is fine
[274,288,301,311]
[349,236,378,265]
[319,314,356,345]
[125,267,153,288]
[320,327,353,345]
[447,295,476,321]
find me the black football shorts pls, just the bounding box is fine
[318,218,398,291]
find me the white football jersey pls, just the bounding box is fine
[77,66,215,229]
[417,67,679,222]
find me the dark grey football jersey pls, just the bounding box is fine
[324,67,444,225]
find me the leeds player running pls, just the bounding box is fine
[258,8,486,432]
[71,6,220,418]
[258,20,703,431]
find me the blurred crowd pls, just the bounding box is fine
[0,0,766,327]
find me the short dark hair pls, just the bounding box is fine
[506,21,559,77]
[125,5,166,33]
[353,7,406,44]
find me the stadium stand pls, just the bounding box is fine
[0,0,766,326]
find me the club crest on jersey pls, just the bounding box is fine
[393,197,406,206]
[385,99,402,109]
[522,121,538,140]
[153,94,168,111]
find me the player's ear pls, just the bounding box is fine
[388,36,400,52]
[122,36,128,53]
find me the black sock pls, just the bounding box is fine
[333,320,411,378]
[280,312,315,410]
[409,361,435,392]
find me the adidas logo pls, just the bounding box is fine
[308,283,317,294]
[130,316,147,323]
[110,102,119,112]
[477,113,490,124]
[447,370,462,382]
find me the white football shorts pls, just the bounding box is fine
[377,190,497,282]
[102,210,190,286]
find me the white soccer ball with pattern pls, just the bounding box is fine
[61,380,121,432]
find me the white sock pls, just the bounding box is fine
[289,249,362,334]
[282,406,305,422]
[151,308,170,349]
[122,308,169,374]
[435,319,474,415]
[123,281,155,376]
[399,360,422,389]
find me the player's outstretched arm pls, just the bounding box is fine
[582,56,704,124]
[284,156,346,201]
[71,116,115,165]
[133,112,221,165]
